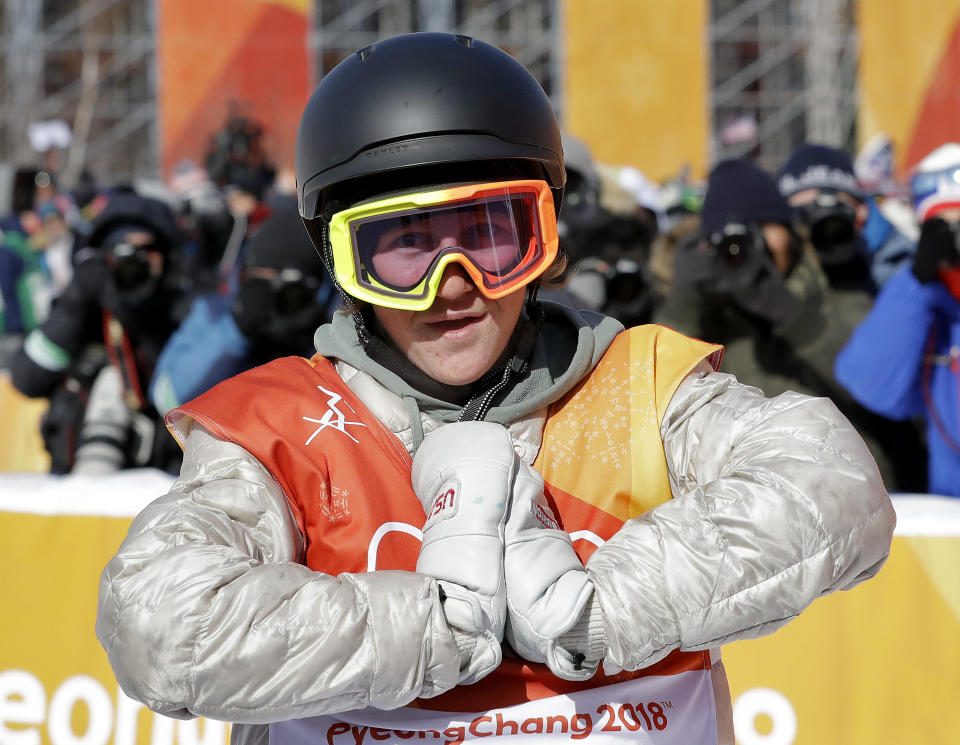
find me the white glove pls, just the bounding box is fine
[504,465,604,680]
[412,421,516,684]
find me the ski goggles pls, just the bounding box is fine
[328,180,559,310]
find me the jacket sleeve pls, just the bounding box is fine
[9,258,106,397]
[96,425,460,724]
[585,368,895,672]
[148,294,252,414]
[834,267,941,420]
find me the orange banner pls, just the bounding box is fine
[156,0,311,181]
[858,1,960,173]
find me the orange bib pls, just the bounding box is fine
[166,324,722,710]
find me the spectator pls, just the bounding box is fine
[552,134,658,325]
[648,170,704,302]
[656,157,927,492]
[9,187,187,475]
[0,174,76,365]
[2,168,48,234]
[855,132,921,258]
[149,204,337,414]
[203,115,279,294]
[168,160,237,296]
[0,224,55,338]
[836,142,960,497]
[31,200,75,296]
[779,143,914,290]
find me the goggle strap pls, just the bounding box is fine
[353,307,372,346]
[322,212,374,346]
[526,281,541,311]
[321,217,364,327]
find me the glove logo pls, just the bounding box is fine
[427,487,458,523]
[531,501,560,530]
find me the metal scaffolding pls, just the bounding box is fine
[309,0,562,116]
[709,0,859,173]
[0,0,158,189]
[0,0,859,190]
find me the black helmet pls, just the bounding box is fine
[295,32,564,247]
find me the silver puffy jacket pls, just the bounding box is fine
[96,362,895,745]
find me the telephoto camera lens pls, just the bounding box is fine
[717,235,749,269]
[112,255,152,290]
[801,192,860,265]
[711,223,754,270]
[705,223,769,294]
[272,269,319,315]
[109,242,154,291]
[811,213,856,250]
[274,280,315,315]
[607,258,645,303]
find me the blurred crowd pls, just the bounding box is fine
[1,115,339,477]
[2,117,958,498]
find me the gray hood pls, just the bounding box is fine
[313,301,624,426]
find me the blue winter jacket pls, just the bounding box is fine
[860,199,915,288]
[149,294,253,415]
[835,267,960,496]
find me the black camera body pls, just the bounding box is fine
[797,190,860,265]
[944,220,960,264]
[108,242,154,292]
[706,222,769,293]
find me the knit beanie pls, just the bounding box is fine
[244,204,325,278]
[99,225,157,253]
[777,144,862,199]
[87,188,181,251]
[910,143,960,222]
[700,158,793,236]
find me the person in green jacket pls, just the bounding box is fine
[655,157,927,492]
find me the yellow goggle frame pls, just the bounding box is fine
[328,179,558,311]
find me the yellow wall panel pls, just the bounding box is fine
[1,485,231,745]
[2,475,956,745]
[0,374,49,473]
[724,535,960,745]
[562,0,708,181]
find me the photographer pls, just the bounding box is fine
[656,157,927,492]
[168,160,238,297]
[552,134,659,326]
[149,203,337,414]
[779,143,915,291]
[9,187,187,474]
[836,143,960,497]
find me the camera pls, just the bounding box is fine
[943,220,960,264]
[268,269,325,317]
[233,268,329,350]
[108,242,154,291]
[796,191,860,265]
[706,222,768,292]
